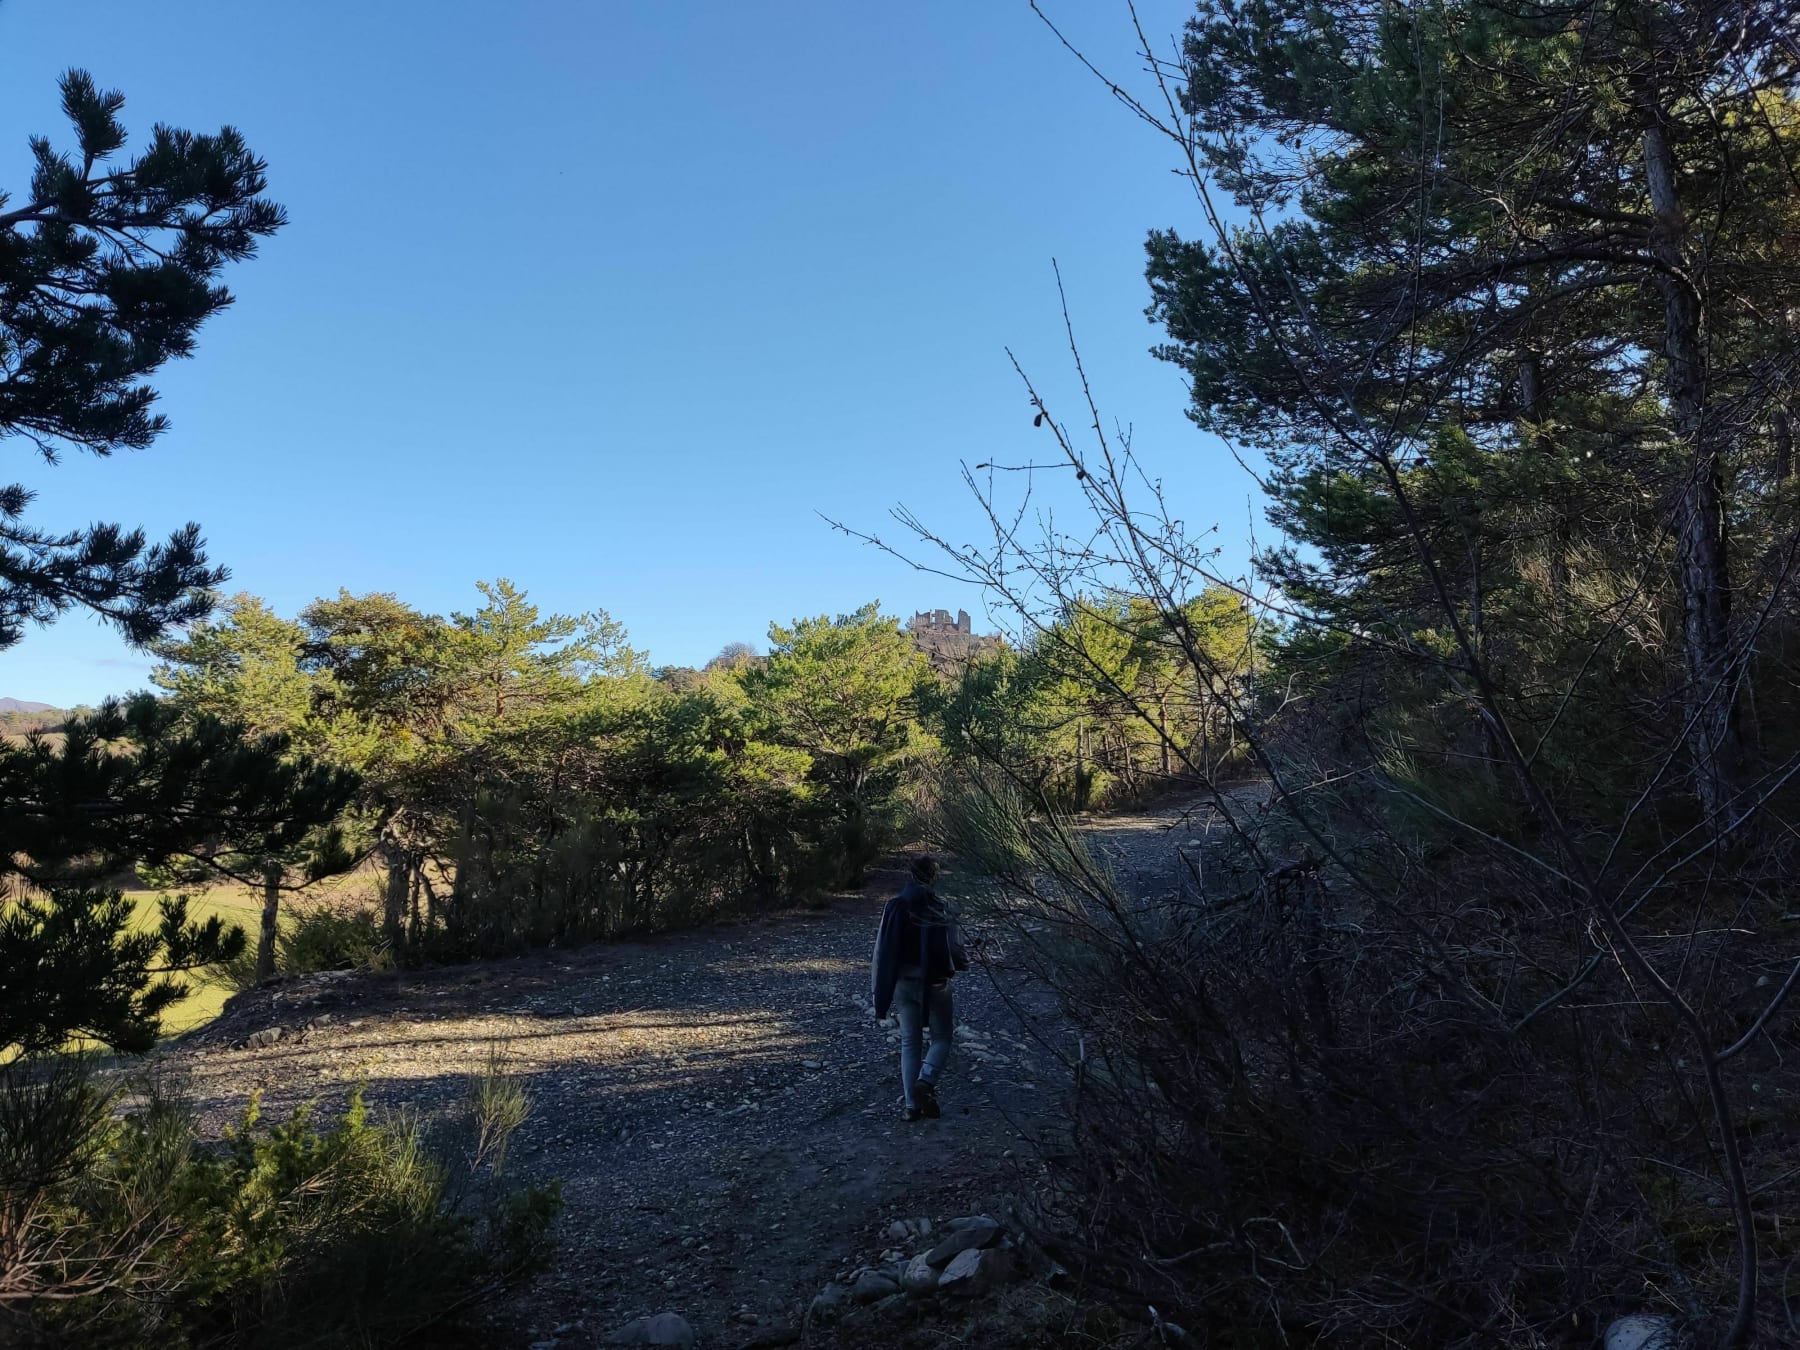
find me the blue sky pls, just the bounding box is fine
[1,0,1254,706]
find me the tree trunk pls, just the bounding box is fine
[382,837,410,962]
[408,863,425,948]
[1074,717,1089,811]
[255,860,281,983]
[1468,543,1483,644]
[1774,405,1793,486]
[1644,117,1739,813]
[448,799,474,942]
[421,867,438,939]
[1519,351,1570,605]
[1470,538,1504,774]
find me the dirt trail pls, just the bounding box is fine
[152,788,1263,1348]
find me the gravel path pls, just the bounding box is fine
[152,789,1263,1348]
[155,861,1065,1348]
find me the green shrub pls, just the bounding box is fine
[216,898,389,993]
[0,1054,559,1348]
[279,900,389,975]
[134,858,214,890]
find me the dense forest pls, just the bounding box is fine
[137,581,1251,972]
[5,0,1800,1347]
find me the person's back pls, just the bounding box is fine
[871,856,968,1121]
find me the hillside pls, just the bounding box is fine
[0,700,66,737]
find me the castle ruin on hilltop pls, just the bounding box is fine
[906,607,1001,672]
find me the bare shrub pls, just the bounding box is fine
[940,770,1800,1345]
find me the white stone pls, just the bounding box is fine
[943,1213,998,1233]
[1604,1315,1682,1350]
[937,1246,1019,1295]
[606,1312,696,1348]
[851,1268,900,1302]
[902,1252,939,1294]
[926,1215,1000,1265]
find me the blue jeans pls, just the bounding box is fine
[893,976,953,1108]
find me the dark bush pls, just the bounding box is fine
[937,773,1795,1348]
[0,1054,558,1348]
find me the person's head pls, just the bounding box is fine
[910,855,941,886]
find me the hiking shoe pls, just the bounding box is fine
[900,1104,923,1123]
[916,1081,941,1119]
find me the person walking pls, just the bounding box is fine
[871,855,969,1121]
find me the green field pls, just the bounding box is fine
[124,884,266,1036]
[95,861,387,1042]
[126,871,382,1038]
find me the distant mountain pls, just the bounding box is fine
[0,698,56,714]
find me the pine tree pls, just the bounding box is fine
[0,696,355,1053]
[741,604,933,885]
[1,69,284,649]
[0,68,335,1052]
[1147,0,1800,812]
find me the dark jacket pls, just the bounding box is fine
[871,879,969,1019]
